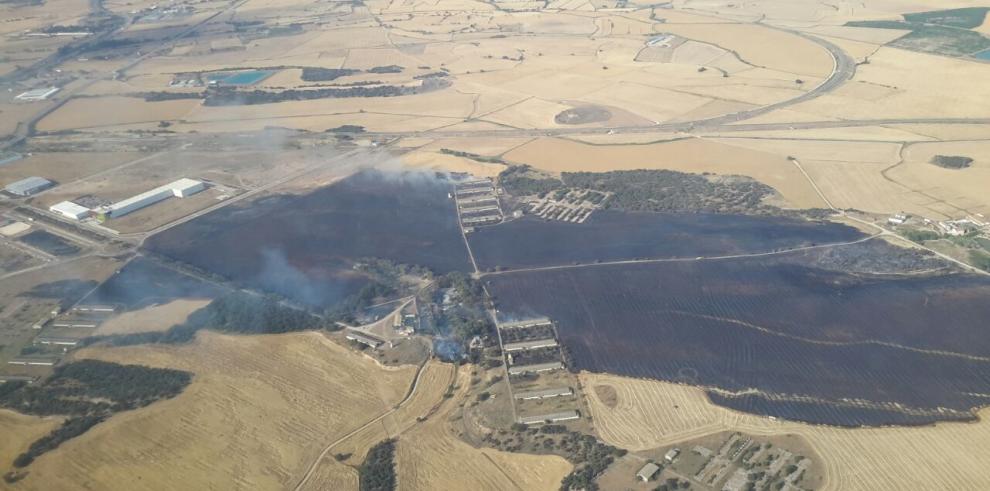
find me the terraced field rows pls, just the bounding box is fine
[582,372,990,491]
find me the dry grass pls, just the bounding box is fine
[0,152,149,187]
[503,137,825,208]
[0,410,63,470]
[581,372,990,491]
[395,365,573,491]
[14,331,416,490]
[300,360,456,490]
[93,299,211,336]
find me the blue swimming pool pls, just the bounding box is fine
[210,70,275,86]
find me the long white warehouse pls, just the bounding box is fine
[102,178,205,217]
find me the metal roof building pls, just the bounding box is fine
[636,462,661,482]
[503,339,558,352]
[8,356,59,366]
[15,87,59,101]
[5,176,53,196]
[514,387,573,400]
[50,201,91,220]
[516,410,580,425]
[499,318,551,330]
[507,361,563,375]
[103,178,205,217]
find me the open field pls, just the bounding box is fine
[582,372,990,491]
[36,98,202,132]
[0,410,63,470]
[11,331,417,490]
[299,360,457,490]
[0,152,150,187]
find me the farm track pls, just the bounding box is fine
[480,233,882,277]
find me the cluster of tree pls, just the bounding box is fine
[970,250,990,272]
[498,165,564,197]
[0,360,191,470]
[437,271,486,308]
[562,170,775,215]
[359,439,396,491]
[368,65,403,74]
[202,77,450,106]
[440,148,506,164]
[142,91,205,102]
[12,416,104,469]
[490,424,625,491]
[300,67,361,81]
[930,155,974,169]
[653,477,691,491]
[901,229,940,242]
[325,125,366,133]
[557,431,626,491]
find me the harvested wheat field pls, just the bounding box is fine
[36,97,201,132]
[504,137,825,208]
[395,365,572,491]
[0,410,63,470]
[11,331,416,491]
[93,299,211,336]
[581,372,990,491]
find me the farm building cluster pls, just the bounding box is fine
[630,432,814,491]
[524,188,609,223]
[496,317,581,425]
[454,178,503,231]
[45,178,206,222]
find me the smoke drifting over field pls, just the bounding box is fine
[144,168,471,308]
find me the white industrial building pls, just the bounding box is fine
[101,178,205,217]
[50,201,91,220]
[15,87,60,101]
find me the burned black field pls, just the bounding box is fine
[144,170,471,307]
[486,258,990,426]
[468,211,863,271]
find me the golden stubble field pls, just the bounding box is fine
[393,365,573,491]
[11,331,417,490]
[0,410,62,471]
[581,372,990,491]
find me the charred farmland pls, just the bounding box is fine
[485,257,990,427]
[144,170,471,308]
[468,210,864,271]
